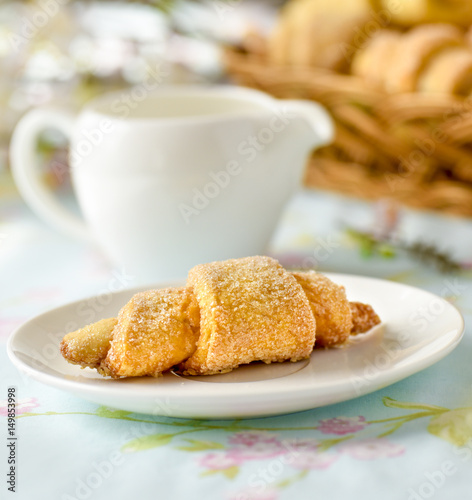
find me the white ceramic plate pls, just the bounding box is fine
[7,274,464,419]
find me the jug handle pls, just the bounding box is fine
[10,107,90,241]
[282,100,335,147]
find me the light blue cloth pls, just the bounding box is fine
[2,187,472,500]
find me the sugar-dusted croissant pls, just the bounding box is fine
[60,256,380,378]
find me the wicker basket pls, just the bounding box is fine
[224,46,472,217]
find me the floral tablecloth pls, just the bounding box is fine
[2,178,472,500]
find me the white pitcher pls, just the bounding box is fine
[10,85,333,282]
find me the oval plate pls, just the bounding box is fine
[7,274,464,419]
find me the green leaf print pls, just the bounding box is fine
[177,439,225,452]
[121,433,174,452]
[96,407,133,419]
[428,408,472,446]
[222,466,239,480]
[382,397,448,412]
[200,467,239,479]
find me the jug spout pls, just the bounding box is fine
[280,100,334,153]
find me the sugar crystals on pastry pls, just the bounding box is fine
[60,256,381,378]
[292,270,353,347]
[60,318,117,370]
[180,256,317,375]
[101,287,200,378]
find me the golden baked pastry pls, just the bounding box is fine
[380,0,472,27]
[349,302,381,334]
[417,46,472,96]
[351,24,472,96]
[102,288,200,377]
[268,0,375,70]
[180,257,316,375]
[61,318,117,370]
[266,0,472,99]
[385,24,463,93]
[351,30,402,88]
[61,256,381,378]
[292,271,353,347]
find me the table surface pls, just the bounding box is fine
[2,178,472,500]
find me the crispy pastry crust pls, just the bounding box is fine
[418,46,472,96]
[60,318,117,369]
[102,288,200,378]
[351,30,402,88]
[292,271,353,347]
[179,256,317,375]
[59,258,381,378]
[385,24,463,93]
[349,301,381,334]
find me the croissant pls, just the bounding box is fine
[379,0,472,27]
[417,46,472,96]
[267,0,374,70]
[383,24,463,94]
[60,256,380,378]
[350,30,402,89]
[351,24,472,96]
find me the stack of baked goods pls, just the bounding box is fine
[351,23,472,95]
[225,0,472,217]
[60,256,380,378]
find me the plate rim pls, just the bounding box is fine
[6,273,465,410]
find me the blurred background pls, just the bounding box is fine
[1,0,472,268]
[0,0,281,195]
[3,3,472,496]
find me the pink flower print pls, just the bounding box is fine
[280,439,337,470]
[317,416,367,435]
[227,486,279,500]
[199,452,244,470]
[280,438,319,453]
[0,397,39,416]
[228,432,285,460]
[290,452,338,470]
[229,446,285,461]
[229,431,280,447]
[339,438,405,460]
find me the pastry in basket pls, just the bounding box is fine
[60,256,380,378]
[417,46,472,96]
[350,30,402,89]
[381,0,472,27]
[225,0,472,217]
[268,0,374,70]
[384,24,463,93]
[351,24,472,96]
[352,24,464,93]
